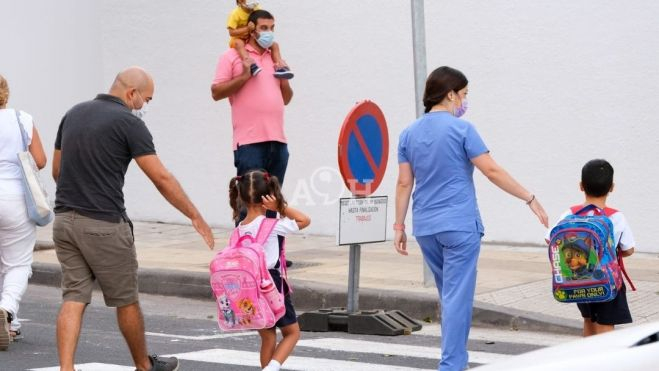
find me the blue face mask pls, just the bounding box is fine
[256,31,274,49]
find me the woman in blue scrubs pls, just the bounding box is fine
[394,66,549,371]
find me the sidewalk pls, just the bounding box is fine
[32,221,659,335]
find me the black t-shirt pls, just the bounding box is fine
[54,94,156,222]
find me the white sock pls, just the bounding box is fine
[262,359,281,371]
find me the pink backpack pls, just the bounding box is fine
[210,218,285,331]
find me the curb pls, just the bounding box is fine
[35,240,55,251]
[30,261,581,335]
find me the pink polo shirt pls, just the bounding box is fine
[213,45,286,150]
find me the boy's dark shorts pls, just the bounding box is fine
[577,284,632,325]
[269,268,297,328]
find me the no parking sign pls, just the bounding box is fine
[337,101,389,245]
[337,101,389,197]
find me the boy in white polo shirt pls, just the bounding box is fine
[546,159,635,336]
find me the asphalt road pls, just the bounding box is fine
[1,285,578,370]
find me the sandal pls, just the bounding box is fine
[10,329,22,341]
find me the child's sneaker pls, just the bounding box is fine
[274,67,294,80]
[148,354,179,371]
[250,63,262,76]
[0,308,10,350]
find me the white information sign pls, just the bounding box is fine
[338,196,388,245]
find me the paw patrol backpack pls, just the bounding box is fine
[548,204,633,303]
[210,218,285,331]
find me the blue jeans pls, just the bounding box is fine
[233,141,289,186]
[233,141,289,221]
[416,231,482,371]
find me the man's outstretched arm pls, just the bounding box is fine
[135,154,215,249]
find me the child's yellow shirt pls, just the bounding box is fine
[226,5,261,46]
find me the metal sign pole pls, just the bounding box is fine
[297,100,422,335]
[411,0,435,288]
[411,0,427,119]
[346,243,361,313]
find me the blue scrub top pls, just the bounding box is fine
[398,111,489,237]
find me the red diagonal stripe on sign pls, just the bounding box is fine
[351,126,380,177]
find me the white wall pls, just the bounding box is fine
[0,0,103,200]
[422,1,659,251]
[3,1,658,252]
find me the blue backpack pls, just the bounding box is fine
[548,204,633,303]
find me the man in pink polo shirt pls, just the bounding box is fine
[211,10,295,268]
[211,9,293,189]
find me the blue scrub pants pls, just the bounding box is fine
[416,231,482,371]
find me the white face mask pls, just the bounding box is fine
[132,103,148,119]
[131,90,149,119]
[244,1,258,10]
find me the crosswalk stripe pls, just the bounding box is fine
[167,348,436,371]
[30,363,133,371]
[416,324,579,347]
[297,338,511,365]
[146,330,256,340]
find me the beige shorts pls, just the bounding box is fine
[53,210,138,307]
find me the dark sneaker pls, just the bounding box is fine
[250,63,262,76]
[0,308,10,350]
[148,354,179,371]
[274,67,294,79]
[286,259,293,268]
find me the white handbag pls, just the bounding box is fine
[15,110,53,226]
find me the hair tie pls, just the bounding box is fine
[263,172,270,182]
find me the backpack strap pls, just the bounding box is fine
[571,204,617,217]
[14,109,29,152]
[616,232,636,291]
[254,218,288,295]
[255,217,293,294]
[228,227,241,247]
[570,204,583,214]
[231,217,278,248]
[617,251,636,291]
[255,217,278,246]
[278,236,292,293]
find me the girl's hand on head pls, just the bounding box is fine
[261,194,278,212]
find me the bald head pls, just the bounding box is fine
[109,66,154,110]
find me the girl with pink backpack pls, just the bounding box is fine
[227,170,310,371]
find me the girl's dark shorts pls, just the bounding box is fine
[577,284,632,325]
[269,268,297,328]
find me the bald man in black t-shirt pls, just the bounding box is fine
[52,66,213,371]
